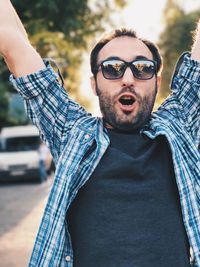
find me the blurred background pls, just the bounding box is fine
[0,0,199,266]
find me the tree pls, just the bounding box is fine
[0,0,127,129]
[158,0,200,97]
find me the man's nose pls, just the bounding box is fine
[121,67,135,87]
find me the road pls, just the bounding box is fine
[0,178,53,267]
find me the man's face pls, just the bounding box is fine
[91,36,161,131]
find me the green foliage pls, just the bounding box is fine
[158,1,200,97]
[13,0,126,49]
[30,31,83,100]
[0,0,127,128]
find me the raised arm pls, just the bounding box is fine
[191,20,200,61]
[0,0,89,162]
[160,19,200,149]
[0,0,45,77]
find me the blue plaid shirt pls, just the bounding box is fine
[10,53,200,267]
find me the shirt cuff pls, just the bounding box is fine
[171,52,200,89]
[9,61,59,99]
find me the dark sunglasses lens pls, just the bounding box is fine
[102,60,126,79]
[132,60,156,80]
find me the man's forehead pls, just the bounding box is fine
[98,36,153,62]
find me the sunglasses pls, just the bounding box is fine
[96,59,157,80]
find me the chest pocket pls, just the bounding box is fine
[71,126,97,167]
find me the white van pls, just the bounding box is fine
[0,125,51,182]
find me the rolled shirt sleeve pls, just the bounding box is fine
[9,61,59,99]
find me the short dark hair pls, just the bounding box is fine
[90,28,162,77]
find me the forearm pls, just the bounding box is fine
[0,0,45,77]
[3,39,45,77]
[191,20,200,61]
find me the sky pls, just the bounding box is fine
[121,0,200,41]
[81,0,200,115]
[112,0,166,42]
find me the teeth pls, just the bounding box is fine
[121,96,132,99]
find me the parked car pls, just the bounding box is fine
[0,125,51,182]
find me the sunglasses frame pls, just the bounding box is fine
[96,58,157,80]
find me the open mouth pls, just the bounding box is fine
[118,94,136,112]
[119,96,135,106]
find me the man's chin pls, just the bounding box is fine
[103,107,151,131]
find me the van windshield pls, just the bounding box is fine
[2,136,40,152]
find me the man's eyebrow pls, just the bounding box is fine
[99,56,121,63]
[99,55,152,64]
[134,55,152,61]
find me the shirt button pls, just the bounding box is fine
[65,255,71,262]
[84,134,90,139]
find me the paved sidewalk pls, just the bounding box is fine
[0,179,52,267]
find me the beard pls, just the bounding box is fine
[96,83,157,132]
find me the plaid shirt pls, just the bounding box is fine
[10,53,200,267]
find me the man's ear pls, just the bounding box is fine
[90,76,98,96]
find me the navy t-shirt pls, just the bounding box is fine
[67,129,190,267]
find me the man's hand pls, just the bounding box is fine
[0,0,45,77]
[191,20,200,61]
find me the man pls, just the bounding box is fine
[0,1,199,266]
